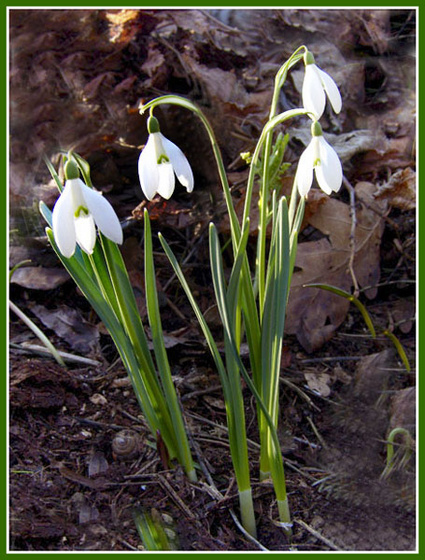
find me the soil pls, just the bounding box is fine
[8,8,416,552]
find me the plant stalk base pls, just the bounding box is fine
[239,488,257,539]
[277,498,292,537]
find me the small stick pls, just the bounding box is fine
[343,176,360,297]
[294,519,343,551]
[10,342,102,367]
[158,474,197,520]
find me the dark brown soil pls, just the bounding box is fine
[9,8,416,552]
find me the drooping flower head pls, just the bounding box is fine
[52,158,123,258]
[295,120,343,197]
[302,50,342,120]
[138,116,194,201]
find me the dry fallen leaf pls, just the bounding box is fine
[353,349,394,404]
[388,386,416,432]
[10,267,70,290]
[30,304,100,355]
[304,371,333,397]
[374,168,416,211]
[285,182,387,352]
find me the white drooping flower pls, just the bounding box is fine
[295,121,343,197]
[302,50,342,120]
[52,164,123,258]
[138,116,194,201]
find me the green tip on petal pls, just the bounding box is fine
[303,50,315,66]
[311,120,323,137]
[64,158,80,180]
[147,116,160,134]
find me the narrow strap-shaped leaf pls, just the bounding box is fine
[158,233,231,401]
[382,329,411,372]
[43,156,64,193]
[99,234,159,377]
[44,228,162,434]
[227,218,251,321]
[144,210,196,479]
[209,225,287,489]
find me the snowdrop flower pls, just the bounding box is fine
[138,116,194,200]
[52,160,123,258]
[302,50,342,120]
[295,121,343,197]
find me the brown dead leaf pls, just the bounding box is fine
[132,198,198,229]
[105,9,142,44]
[10,267,70,290]
[87,451,109,478]
[30,304,100,355]
[353,349,394,403]
[389,386,416,432]
[141,46,166,78]
[285,182,387,352]
[83,72,116,100]
[374,168,416,210]
[304,371,333,397]
[203,395,226,410]
[389,297,415,334]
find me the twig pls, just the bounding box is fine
[294,519,343,551]
[9,342,102,367]
[306,416,327,449]
[343,176,360,297]
[158,474,197,520]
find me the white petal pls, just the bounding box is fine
[295,140,316,197]
[156,161,175,199]
[80,183,123,245]
[161,134,194,193]
[138,136,159,200]
[315,137,343,194]
[75,213,97,254]
[52,181,77,258]
[318,68,342,114]
[302,64,326,120]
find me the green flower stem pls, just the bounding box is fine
[141,95,263,401]
[144,210,196,481]
[141,96,240,249]
[255,46,306,318]
[161,230,292,531]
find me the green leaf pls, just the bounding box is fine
[383,329,411,372]
[158,233,230,398]
[143,210,196,480]
[43,155,64,193]
[71,152,93,187]
[44,228,165,441]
